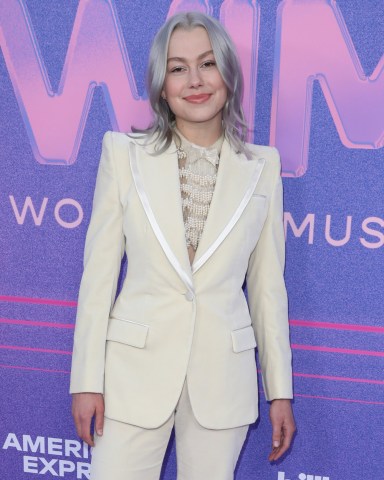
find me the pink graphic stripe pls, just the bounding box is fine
[292,343,384,357]
[0,295,77,307]
[257,369,384,386]
[294,393,384,406]
[293,372,384,385]
[0,364,70,374]
[259,389,384,406]
[290,319,384,334]
[0,345,72,355]
[1,302,382,334]
[0,317,74,329]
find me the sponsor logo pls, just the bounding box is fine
[2,432,91,478]
[278,472,330,480]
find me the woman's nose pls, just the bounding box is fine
[188,68,203,88]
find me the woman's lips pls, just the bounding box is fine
[184,94,211,103]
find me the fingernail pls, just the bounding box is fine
[97,430,103,436]
[273,441,279,447]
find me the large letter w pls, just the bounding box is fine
[0,0,151,165]
[0,0,259,165]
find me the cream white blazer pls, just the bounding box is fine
[70,131,293,429]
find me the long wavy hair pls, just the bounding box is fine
[133,11,250,157]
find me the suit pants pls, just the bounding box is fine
[90,380,249,480]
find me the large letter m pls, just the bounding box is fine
[271,0,384,177]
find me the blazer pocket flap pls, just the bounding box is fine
[251,193,266,199]
[231,326,257,353]
[107,318,149,348]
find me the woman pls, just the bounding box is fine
[70,11,295,480]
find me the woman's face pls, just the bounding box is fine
[162,27,227,134]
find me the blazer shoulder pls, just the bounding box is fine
[245,143,281,174]
[103,130,138,148]
[107,131,161,155]
[246,142,279,160]
[102,131,154,162]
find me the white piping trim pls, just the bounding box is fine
[129,143,194,293]
[192,158,266,274]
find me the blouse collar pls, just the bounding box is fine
[174,128,224,166]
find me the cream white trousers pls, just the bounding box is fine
[90,380,249,480]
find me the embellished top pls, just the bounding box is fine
[174,129,224,263]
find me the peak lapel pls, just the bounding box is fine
[129,140,193,291]
[192,140,265,274]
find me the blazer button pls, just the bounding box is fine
[185,291,194,301]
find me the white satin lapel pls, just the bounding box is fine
[129,141,193,292]
[192,140,265,274]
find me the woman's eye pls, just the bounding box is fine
[201,60,216,68]
[170,66,185,73]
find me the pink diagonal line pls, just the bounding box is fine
[0,345,72,355]
[259,389,384,406]
[290,319,384,334]
[0,317,74,329]
[293,372,384,385]
[0,364,70,374]
[291,343,384,357]
[294,393,384,406]
[0,295,77,307]
[257,369,384,385]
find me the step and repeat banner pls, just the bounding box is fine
[0,1,383,479]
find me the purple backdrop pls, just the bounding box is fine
[0,1,383,479]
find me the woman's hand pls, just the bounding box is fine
[268,399,296,462]
[72,393,105,447]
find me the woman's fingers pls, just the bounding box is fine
[268,399,296,462]
[72,393,105,447]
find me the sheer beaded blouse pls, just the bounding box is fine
[174,129,224,264]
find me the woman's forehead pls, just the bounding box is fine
[167,27,213,59]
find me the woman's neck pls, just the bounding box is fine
[175,120,223,147]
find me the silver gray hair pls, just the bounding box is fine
[132,11,251,157]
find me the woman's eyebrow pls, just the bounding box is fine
[167,50,214,63]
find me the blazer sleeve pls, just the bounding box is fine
[70,131,125,394]
[246,147,293,401]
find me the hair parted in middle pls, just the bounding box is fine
[133,11,251,157]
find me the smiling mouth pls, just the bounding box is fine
[184,94,211,103]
